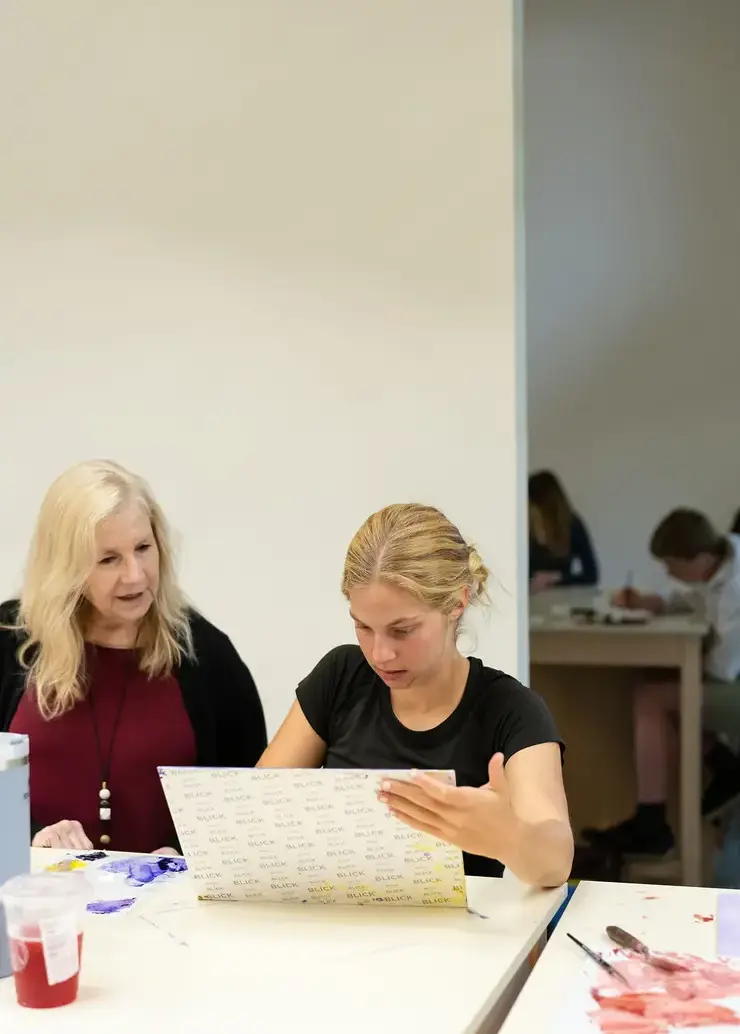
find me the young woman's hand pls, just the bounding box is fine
[32,819,93,850]
[378,754,516,861]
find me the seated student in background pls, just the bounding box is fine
[0,460,266,853]
[528,470,599,593]
[259,503,573,888]
[584,508,740,855]
[731,508,740,535]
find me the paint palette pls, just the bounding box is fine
[559,948,740,1032]
[46,853,189,916]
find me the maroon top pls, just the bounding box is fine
[10,644,196,852]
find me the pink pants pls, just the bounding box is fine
[634,680,679,803]
[634,677,729,802]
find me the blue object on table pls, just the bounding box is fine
[0,733,30,980]
[548,881,577,937]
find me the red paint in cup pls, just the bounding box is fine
[0,871,88,1010]
[10,929,84,1008]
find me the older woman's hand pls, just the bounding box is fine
[32,819,93,851]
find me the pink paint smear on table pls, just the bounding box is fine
[590,953,740,1032]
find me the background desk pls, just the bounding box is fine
[530,589,707,886]
[498,879,733,1032]
[0,850,566,1034]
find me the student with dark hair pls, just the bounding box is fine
[528,471,599,593]
[731,509,740,536]
[584,508,740,855]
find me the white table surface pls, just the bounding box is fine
[499,879,733,1032]
[0,850,566,1034]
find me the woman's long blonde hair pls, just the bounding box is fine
[341,503,490,616]
[14,460,193,719]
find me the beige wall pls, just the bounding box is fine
[525,0,740,590]
[0,2,522,730]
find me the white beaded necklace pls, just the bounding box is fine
[87,680,129,847]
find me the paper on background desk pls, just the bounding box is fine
[159,767,467,908]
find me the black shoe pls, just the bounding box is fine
[582,814,674,855]
[571,842,624,882]
[702,771,740,819]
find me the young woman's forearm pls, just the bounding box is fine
[497,816,574,888]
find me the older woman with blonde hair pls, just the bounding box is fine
[260,503,573,888]
[0,460,266,853]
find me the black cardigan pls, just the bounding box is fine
[0,600,267,768]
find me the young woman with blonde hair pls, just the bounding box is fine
[260,503,573,888]
[0,460,266,853]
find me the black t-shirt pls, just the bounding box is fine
[296,644,563,879]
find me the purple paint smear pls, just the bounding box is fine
[718,894,740,957]
[101,856,187,888]
[87,897,137,915]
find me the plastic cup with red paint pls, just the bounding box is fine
[0,871,88,1009]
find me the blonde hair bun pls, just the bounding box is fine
[342,503,491,614]
[466,546,491,604]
